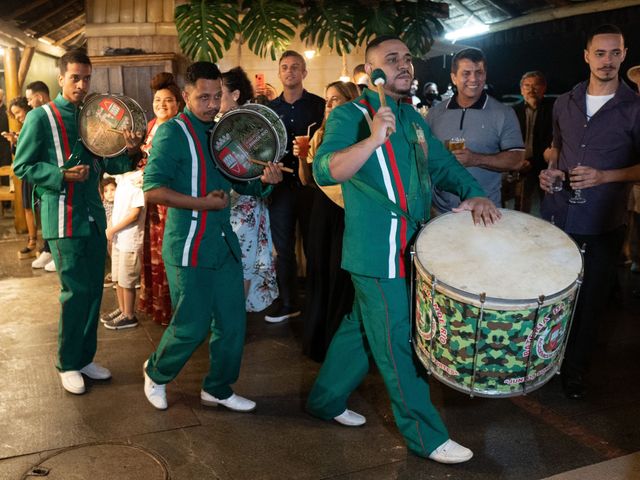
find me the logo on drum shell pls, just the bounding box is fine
[522,305,565,361]
[214,132,232,151]
[536,318,564,360]
[219,145,249,176]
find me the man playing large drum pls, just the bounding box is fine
[306,35,500,464]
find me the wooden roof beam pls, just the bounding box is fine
[54,27,84,47]
[44,13,85,37]
[0,18,66,57]
[487,0,640,33]
[21,1,79,32]
[6,0,50,21]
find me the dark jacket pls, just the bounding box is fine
[513,96,555,173]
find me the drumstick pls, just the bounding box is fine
[107,128,124,135]
[370,68,392,137]
[249,158,294,173]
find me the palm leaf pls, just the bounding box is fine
[241,0,300,60]
[353,2,398,47]
[299,0,356,56]
[174,0,240,62]
[395,0,444,57]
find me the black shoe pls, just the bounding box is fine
[264,305,301,323]
[104,314,138,330]
[562,374,586,400]
[100,308,122,324]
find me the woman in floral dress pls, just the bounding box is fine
[220,67,278,312]
[138,73,182,325]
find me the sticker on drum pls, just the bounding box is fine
[78,94,147,157]
[209,104,287,182]
[411,209,584,397]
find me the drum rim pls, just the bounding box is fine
[414,258,580,309]
[78,93,148,158]
[413,210,584,308]
[209,106,286,182]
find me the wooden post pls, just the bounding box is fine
[17,47,35,90]
[3,47,27,234]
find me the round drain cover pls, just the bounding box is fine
[22,442,169,479]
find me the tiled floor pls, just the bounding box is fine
[1,222,639,479]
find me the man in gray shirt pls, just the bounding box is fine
[426,48,524,213]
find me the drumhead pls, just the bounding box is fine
[414,210,582,301]
[209,104,287,182]
[78,94,147,157]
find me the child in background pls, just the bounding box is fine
[101,177,117,288]
[101,170,145,329]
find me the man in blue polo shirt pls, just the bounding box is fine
[539,24,640,399]
[426,48,525,212]
[267,50,325,323]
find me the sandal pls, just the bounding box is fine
[18,237,38,258]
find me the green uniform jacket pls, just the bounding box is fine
[143,109,270,269]
[13,94,133,239]
[314,88,486,279]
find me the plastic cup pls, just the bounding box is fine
[295,135,310,158]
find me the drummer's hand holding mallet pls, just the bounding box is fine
[260,161,284,185]
[122,128,145,152]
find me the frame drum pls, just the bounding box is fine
[412,209,583,397]
[209,104,287,182]
[78,94,147,157]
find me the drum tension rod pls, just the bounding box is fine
[469,292,486,398]
[523,295,545,395]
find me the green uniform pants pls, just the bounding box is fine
[49,223,107,372]
[307,274,449,457]
[146,252,246,399]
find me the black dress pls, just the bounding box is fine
[302,188,354,362]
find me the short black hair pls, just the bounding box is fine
[365,35,402,62]
[185,62,221,86]
[59,49,91,74]
[222,67,254,106]
[586,24,624,48]
[451,48,486,74]
[25,80,50,96]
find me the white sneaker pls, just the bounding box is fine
[44,260,56,272]
[143,360,167,410]
[59,370,85,395]
[80,362,112,380]
[32,251,52,269]
[334,409,366,427]
[200,391,256,412]
[428,439,473,464]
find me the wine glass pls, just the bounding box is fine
[545,158,564,193]
[569,163,587,204]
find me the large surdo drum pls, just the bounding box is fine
[412,210,583,397]
[209,104,287,182]
[78,94,147,157]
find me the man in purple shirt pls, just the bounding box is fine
[540,24,640,399]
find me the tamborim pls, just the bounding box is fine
[412,209,583,397]
[209,104,287,182]
[78,94,147,157]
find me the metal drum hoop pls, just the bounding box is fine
[78,93,147,158]
[209,104,287,182]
